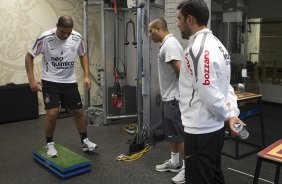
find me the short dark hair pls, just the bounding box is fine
[57,16,73,28]
[150,17,168,31]
[177,0,209,26]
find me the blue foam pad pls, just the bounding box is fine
[33,144,92,179]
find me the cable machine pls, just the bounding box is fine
[83,0,138,126]
[83,0,164,146]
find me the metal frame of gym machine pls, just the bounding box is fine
[83,0,138,125]
[83,0,164,144]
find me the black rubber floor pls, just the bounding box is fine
[0,102,281,184]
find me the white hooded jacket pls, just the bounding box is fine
[179,28,239,134]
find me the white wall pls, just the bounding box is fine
[165,0,211,49]
[165,0,186,48]
[246,19,261,62]
[0,0,102,114]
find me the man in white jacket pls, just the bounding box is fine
[176,0,245,183]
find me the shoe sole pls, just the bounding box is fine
[155,168,181,173]
[82,146,97,152]
[47,153,58,158]
[172,180,185,184]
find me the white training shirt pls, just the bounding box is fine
[179,28,239,134]
[28,28,85,83]
[158,34,183,101]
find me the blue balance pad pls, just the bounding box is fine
[33,144,92,179]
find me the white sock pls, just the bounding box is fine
[171,152,179,165]
[182,159,185,169]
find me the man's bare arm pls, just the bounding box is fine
[25,52,41,91]
[79,55,91,90]
[170,60,181,77]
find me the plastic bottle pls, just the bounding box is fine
[234,123,249,139]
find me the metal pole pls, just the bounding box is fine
[106,114,138,120]
[101,1,107,126]
[137,2,145,142]
[83,0,91,124]
[114,8,118,70]
[227,22,230,52]
[146,0,151,140]
[104,7,131,11]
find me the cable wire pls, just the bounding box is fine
[115,145,151,161]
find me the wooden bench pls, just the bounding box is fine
[253,139,282,184]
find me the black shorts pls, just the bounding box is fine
[41,80,83,110]
[163,99,184,143]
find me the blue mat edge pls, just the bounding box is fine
[33,155,91,178]
[33,151,91,173]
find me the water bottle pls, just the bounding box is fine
[238,83,245,96]
[234,123,249,139]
